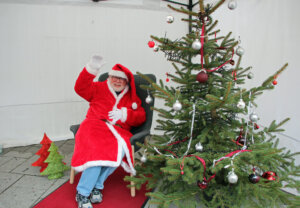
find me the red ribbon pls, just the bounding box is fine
[180,155,216,189]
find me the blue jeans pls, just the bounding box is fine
[77,148,125,197]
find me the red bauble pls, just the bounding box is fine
[262,171,277,182]
[197,180,208,189]
[248,173,260,184]
[196,71,208,83]
[272,80,278,85]
[148,41,155,48]
[254,123,259,130]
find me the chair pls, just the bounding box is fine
[69,72,156,197]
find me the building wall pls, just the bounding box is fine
[0,0,299,172]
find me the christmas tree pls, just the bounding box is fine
[31,133,52,172]
[126,1,300,207]
[40,142,69,179]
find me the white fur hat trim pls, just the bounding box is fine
[108,70,128,81]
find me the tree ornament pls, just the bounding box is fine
[196,71,208,83]
[166,73,170,82]
[247,72,254,79]
[229,60,235,65]
[236,136,246,145]
[166,15,174,24]
[195,142,203,152]
[145,95,153,104]
[237,99,246,109]
[272,75,278,85]
[227,170,238,184]
[254,123,260,130]
[262,171,278,182]
[236,46,245,56]
[197,180,208,189]
[140,155,147,163]
[228,0,237,10]
[249,113,259,122]
[148,41,155,48]
[173,100,182,111]
[248,173,260,184]
[153,45,159,52]
[192,39,201,50]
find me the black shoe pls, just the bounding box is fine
[90,188,103,204]
[76,191,93,208]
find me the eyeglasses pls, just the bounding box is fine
[110,76,127,82]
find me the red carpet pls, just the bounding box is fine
[34,167,149,208]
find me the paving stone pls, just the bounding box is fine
[0,157,26,173]
[12,155,41,176]
[0,175,54,208]
[0,156,11,166]
[59,143,74,156]
[3,151,33,159]
[64,139,75,146]
[54,140,66,147]
[0,172,22,194]
[25,145,40,155]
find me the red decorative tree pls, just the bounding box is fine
[31,133,52,172]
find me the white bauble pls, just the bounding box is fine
[236,46,245,56]
[140,155,147,163]
[173,100,182,111]
[153,45,159,52]
[249,113,259,122]
[237,99,246,109]
[195,142,203,152]
[247,72,254,79]
[228,0,237,10]
[166,15,174,24]
[145,95,153,104]
[228,171,238,184]
[192,39,201,50]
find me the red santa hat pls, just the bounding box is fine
[108,64,138,109]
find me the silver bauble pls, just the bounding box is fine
[145,95,153,104]
[228,0,237,10]
[237,99,246,109]
[228,171,238,184]
[192,39,201,50]
[236,46,245,56]
[140,155,147,163]
[173,100,182,111]
[249,113,259,122]
[166,15,174,24]
[195,142,203,152]
[153,45,159,52]
[247,72,254,79]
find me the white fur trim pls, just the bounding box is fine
[121,107,127,123]
[106,123,136,175]
[132,102,137,110]
[108,70,128,81]
[86,64,99,75]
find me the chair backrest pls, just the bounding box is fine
[99,73,156,135]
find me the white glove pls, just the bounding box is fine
[108,109,123,124]
[86,54,106,75]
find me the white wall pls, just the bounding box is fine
[0,0,187,147]
[0,0,299,167]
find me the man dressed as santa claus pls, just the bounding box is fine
[71,55,146,208]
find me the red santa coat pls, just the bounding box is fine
[71,68,146,175]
